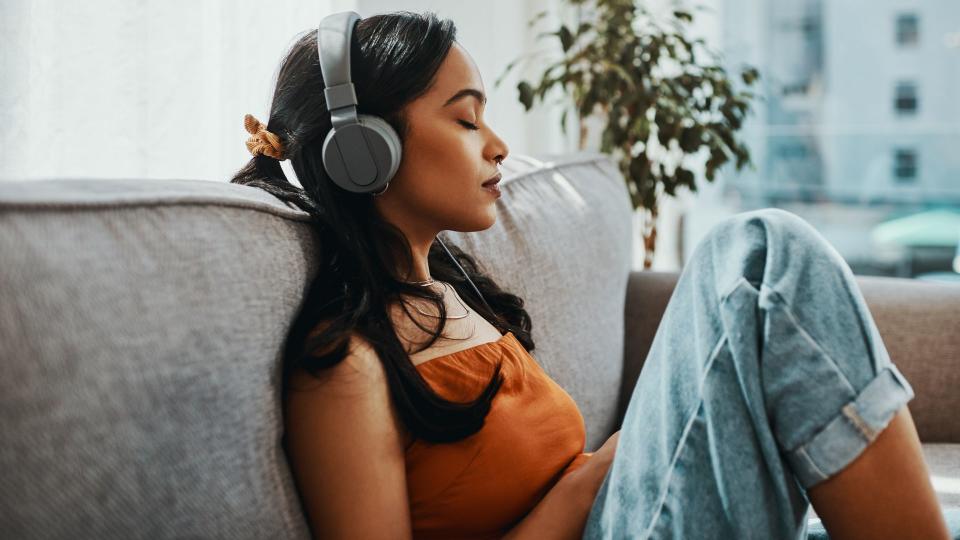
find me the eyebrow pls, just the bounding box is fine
[443,88,487,107]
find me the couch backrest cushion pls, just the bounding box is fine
[0,151,633,537]
[0,178,317,538]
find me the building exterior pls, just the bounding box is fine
[720,0,960,207]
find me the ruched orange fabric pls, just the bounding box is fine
[406,331,594,539]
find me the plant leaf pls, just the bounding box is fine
[558,25,575,53]
[517,81,535,110]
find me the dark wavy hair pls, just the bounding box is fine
[230,11,534,445]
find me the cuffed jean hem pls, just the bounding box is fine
[785,363,915,490]
[744,272,917,492]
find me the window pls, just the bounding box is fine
[893,149,918,181]
[782,82,810,96]
[775,143,810,159]
[896,13,919,46]
[894,81,918,114]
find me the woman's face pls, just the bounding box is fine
[374,42,510,238]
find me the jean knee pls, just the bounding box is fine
[724,208,834,255]
[694,207,849,296]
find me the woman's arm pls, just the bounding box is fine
[502,431,620,540]
[500,466,599,540]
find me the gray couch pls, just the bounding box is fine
[1,152,957,538]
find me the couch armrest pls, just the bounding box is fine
[618,270,960,444]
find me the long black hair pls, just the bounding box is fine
[230,11,534,445]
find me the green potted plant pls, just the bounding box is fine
[497,0,760,268]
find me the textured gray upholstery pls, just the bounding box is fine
[0,179,319,539]
[0,151,956,538]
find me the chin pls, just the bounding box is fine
[450,211,497,233]
[479,213,497,230]
[478,205,499,229]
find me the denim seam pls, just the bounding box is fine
[842,403,881,442]
[759,283,859,397]
[641,332,730,540]
[719,275,753,303]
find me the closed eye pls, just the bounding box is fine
[458,120,479,130]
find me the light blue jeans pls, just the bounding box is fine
[582,207,917,539]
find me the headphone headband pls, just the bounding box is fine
[317,12,359,114]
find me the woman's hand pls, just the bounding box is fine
[501,430,622,540]
[572,430,620,500]
[591,429,620,475]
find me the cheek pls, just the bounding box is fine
[390,113,488,205]
[421,128,474,166]
[402,130,478,185]
[406,185,491,231]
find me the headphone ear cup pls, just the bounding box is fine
[356,114,402,182]
[321,115,402,194]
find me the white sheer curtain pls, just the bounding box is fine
[0,0,354,182]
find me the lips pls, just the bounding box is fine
[482,173,502,187]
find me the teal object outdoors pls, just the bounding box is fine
[916,271,960,283]
[871,209,960,247]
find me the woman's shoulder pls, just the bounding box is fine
[298,318,417,448]
[300,319,383,378]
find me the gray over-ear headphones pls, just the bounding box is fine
[316,11,497,316]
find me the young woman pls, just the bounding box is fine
[231,10,950,540]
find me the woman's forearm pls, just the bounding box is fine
[501,468,598,540]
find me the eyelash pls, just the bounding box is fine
[458,120,479,130]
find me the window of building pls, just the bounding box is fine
[893,149,918,181]
[775,143,810,159]
[894,81,918,114]
[896,13,919,46]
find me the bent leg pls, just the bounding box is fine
[582,208,928,539]
[806,405,949,540]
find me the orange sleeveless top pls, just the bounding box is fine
[405,331,594,539]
